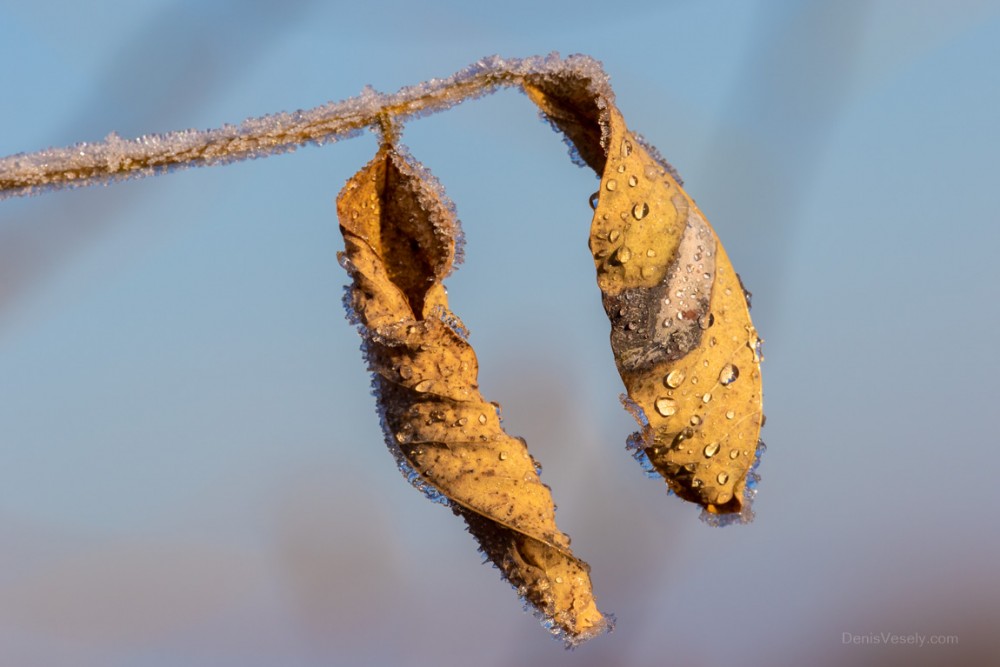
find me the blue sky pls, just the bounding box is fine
[2,2,999,665]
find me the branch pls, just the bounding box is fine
[0,54,612,200]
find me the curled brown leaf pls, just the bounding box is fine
[337,142,611,644]
[526,85,765,524]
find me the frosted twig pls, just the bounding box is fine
[0,54,612,200]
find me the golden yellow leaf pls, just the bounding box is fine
[526,85,765,524]
[337,142,611,643]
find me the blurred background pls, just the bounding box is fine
[1,1,998,665]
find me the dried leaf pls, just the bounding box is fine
[337,143,610,644]
[527,88,765,524]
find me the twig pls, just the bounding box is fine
[0,54,611,200]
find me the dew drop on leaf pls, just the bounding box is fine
[664,370,685,388]
[655,397,678,416]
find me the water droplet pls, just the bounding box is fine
[628,175,638,187]
[709,336,718,347]
[691,376,699,385]
[698,313,715,330]
[692,478,703,488]
[499,451,508,461]
[662,318,672,328]
[703,272,711,280]
[738,274,753,309]
[414,379,433,393]
[719,364,740,386]
[632,202,650,220]
[725,410,735,420]
[702,392,712,403]
[555,576,564,584]
[646,248,656,257]
[606,179,617,191]
[608,229,621,242]
[703,442,720,458]
[457,417,469,426]
[690,415,702,426]
[615,246,632,263]
[398,364,414,380]
[478,413,487,424]
[643,164,659,180]
[729,450,739,459]
[673,428,694,448]
[589,192,600,209]
[717,472,729,485]
[617,164,627,173]
[620,139,633,157]
[654,397,678,417]
[665,370,685,388]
